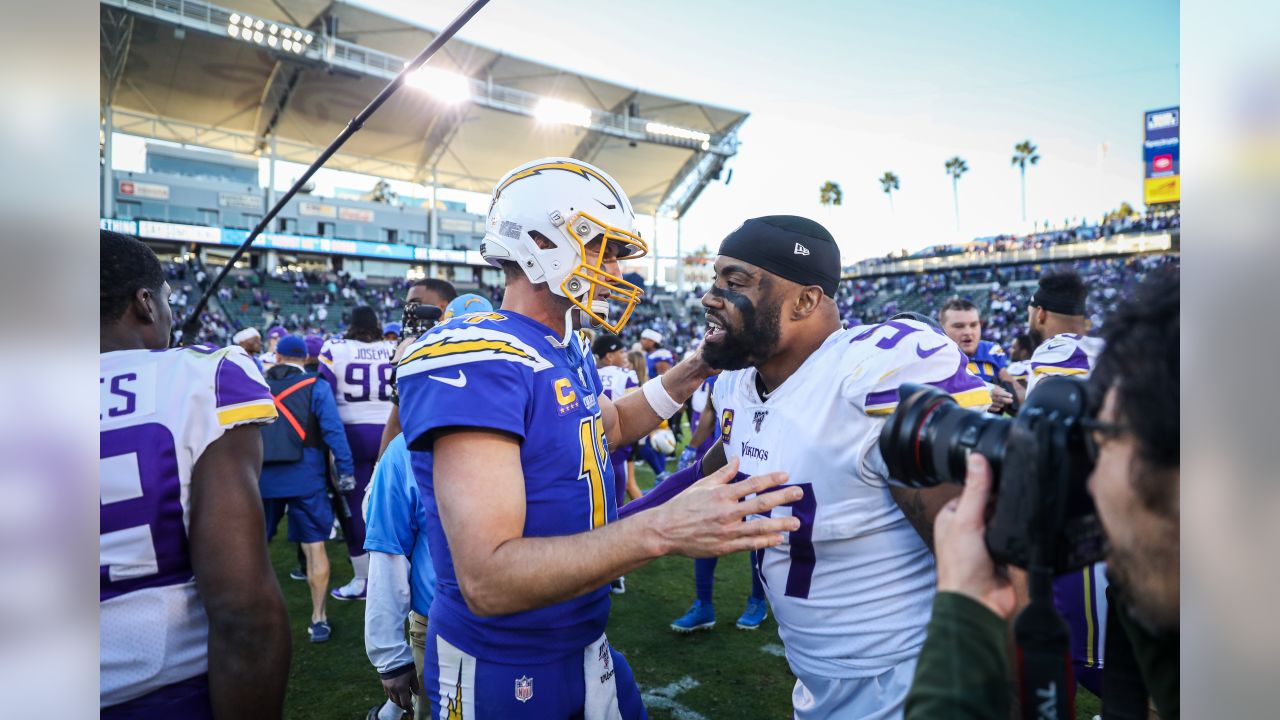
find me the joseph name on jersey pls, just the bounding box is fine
[318,338,396,426]
[711,319,991,680]
[100,345,276,707]
[396,311,618,662]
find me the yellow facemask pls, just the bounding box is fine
[558,211,648,334]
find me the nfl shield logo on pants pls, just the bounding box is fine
[514,675,533,703]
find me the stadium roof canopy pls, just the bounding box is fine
[100,0,749,216]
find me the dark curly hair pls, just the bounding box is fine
[101,230,164,323]
[1091,268,1179,516]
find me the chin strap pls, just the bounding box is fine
[556,304,608,348]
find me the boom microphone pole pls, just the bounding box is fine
[178,0,493,343]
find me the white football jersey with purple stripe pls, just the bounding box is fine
[597,364,638,402]
[1025,333,1105,394]
[318,338,396,426]
[711,320,990,681]
[100,345,276,707]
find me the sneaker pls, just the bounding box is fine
[670,599,715,633]
[288,565,307,581]
[610,577,626,594]
[330,577,366,601]
[736,597,768,630]
[308,620,331,643]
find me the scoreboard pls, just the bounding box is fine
[1143,106,1180,205]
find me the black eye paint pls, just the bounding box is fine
[708,285,755,314]
[702,278,782,372]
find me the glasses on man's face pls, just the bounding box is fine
[1080,417,1128,463]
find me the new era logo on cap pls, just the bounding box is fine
[794,243,810,256]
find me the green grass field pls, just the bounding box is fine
[269,444,1099,719]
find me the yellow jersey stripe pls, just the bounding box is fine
[952,386,994,408]
[1032,366,1088,376]
[1083,566,1097,667]
[218,401,278,426]
[401,338,534,365]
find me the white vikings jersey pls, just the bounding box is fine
[319,338,396,426]
[1025,332,1112,675]
[597,364,638,402]
[1025,333,1106,394]
[100,345,276,707]
[711,320,991,680]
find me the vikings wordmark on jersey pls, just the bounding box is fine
[711,319,990,682]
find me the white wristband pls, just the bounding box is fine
[642,377,682,419]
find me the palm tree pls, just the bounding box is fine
[819,180,843,207]
[878,172,900,212]
[1011,140,1040,221]
[944,157,968,231]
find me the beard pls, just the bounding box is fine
[1029,325,1045,348]
[702,293,783,371]
[1107,538,1180,633]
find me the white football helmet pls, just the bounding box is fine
[481,157,648,335]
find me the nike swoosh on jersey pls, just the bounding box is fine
[429,371,467,387]
[915,343,947,358]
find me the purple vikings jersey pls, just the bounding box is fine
[397,311,616,663]
[100,346,276,708]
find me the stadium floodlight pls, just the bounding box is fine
[645,121,712,144]
[304,33,313,44]
[253,31,264,44]
[180,0,494,343]
[406,66,472,104]
[269,24,278,34]
[267,35,277,47]
[254,19,264,30]
[534,98,592,128]
[229,13,240,24]
[242,16,251,27]
[228,24,240,38]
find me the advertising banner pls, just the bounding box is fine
[1143,106,1179,205]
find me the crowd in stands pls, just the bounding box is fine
[830,254,1179,352]
[172,245,1179,366]
[853,210,1179,270]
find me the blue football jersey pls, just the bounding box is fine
[396,310,616,662]
[966,340,1008,384]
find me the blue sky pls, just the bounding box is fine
[356,0,1179,264]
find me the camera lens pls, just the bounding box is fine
[878,383,1010,487]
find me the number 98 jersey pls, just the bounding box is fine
[318,338,396,426]
[99,345,276,708]
[396,311,616,663]
[711,320,991,681]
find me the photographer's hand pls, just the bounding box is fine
[934,453,1017,620]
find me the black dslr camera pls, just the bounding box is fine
[402,302,444,337]
[878,376,1107,573]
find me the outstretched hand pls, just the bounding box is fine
[650,457,801,558]
[934,453,1017,619]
